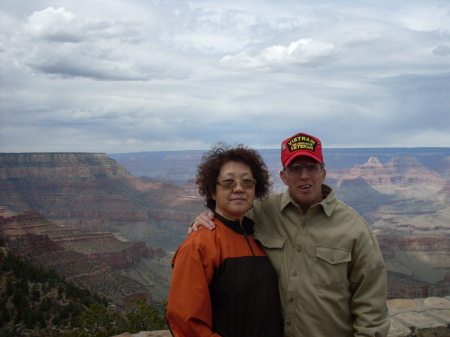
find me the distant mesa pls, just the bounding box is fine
[0,150,449,300]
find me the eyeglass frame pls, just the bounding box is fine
[216,178,257,190]
[283,162,325,176]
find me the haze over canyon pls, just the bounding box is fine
[0,148,449,304]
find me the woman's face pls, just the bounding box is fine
[213,161,256,222]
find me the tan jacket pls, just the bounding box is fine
[249,184,390,337]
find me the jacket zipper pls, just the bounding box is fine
[240,224,255,256]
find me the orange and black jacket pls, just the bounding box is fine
[167,212,283,337]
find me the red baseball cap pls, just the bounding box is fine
[281,132,323,167]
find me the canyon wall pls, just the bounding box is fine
[0,152,205,250]
[0,209,168,304]
[1,151,449,300]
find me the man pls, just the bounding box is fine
[191,132,390,337]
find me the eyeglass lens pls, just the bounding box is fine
[286,163,322,175]
[218,179,256,189]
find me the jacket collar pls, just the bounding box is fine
[214,212,255,235]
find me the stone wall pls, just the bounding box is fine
[112,296,450,337]
[388,296,450,337]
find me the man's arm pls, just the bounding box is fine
[188,210,216,234]
[350,233,390,337]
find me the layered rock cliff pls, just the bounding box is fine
[378,235,450,298]
[327,154,447,186]
[1,151,449,301]
[0,153,147,224]
[0,153,206,249]
[0,209,168,304]
[326,154,449,235]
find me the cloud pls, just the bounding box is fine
[24,7,82,42]
[433,45,450,56]
[27,52,153,81]
[11,7,169,81]
[220,39,340,70]
[1,0,450,153]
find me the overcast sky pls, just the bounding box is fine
[1,0,449,153]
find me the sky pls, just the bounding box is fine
[1,0,450,153]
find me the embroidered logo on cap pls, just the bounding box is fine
[286,135,318,153]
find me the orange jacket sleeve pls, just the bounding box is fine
[167,240,222,337]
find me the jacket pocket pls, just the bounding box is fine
[253,232,285,275]
[253,232,285,249]
[312,245,351,290]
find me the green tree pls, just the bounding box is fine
[35,311,46,329]
[5,278,14,296]
[0,246,112,334]
[61,298,167,337]
[0,308,11,326]
[76,303,121,337]
[31,286,41,302]
[122,298,167,333]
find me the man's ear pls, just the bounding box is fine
[322,168,327,182]
[279,170,288,185]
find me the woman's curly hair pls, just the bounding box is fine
[196,143,272,211]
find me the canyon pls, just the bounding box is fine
[0,149,449,303]
[0,208,171,304]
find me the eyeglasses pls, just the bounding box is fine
[284,163,324,176]
[216,178,257,190]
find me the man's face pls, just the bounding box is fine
[279,156,326,213]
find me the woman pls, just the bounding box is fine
[167,144,283,337]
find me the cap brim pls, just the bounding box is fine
[283,151,323,167]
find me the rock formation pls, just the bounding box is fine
[327,154,447,186]
[0,209,166,304]
[1,151,449,301]
[0,152,206,250]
